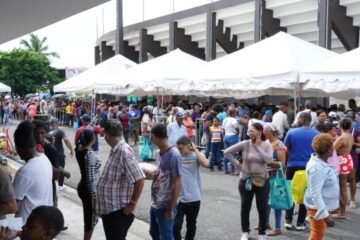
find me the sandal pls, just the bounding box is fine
[350,201,357,209]
[331,213,346,219]
[267,229,282,236]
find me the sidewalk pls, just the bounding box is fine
[5,158,152,240]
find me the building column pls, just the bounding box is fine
[94,46,100,65]
[115,0,124,54]
[206,11,216,61]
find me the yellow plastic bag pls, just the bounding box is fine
[291,170,307,204]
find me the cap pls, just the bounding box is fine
[50,117,59,123]
[264,109,273,116]
[81,114,91,122]
[328,111,337,119]
[175,112,184,118]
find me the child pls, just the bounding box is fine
[174,136,209,240]
[209,117,224,171]
[0,205,64,240]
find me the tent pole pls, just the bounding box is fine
[293,83,297,121]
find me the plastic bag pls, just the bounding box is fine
[270,163,293,210]
[201,134,207,146]
[140,139,152,160]
[291,170,307,204]
[73,121,79,131]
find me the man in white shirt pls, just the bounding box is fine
[272,102,290,140]
[152,101,165,124]
[12,121,53,223]
[167,112,187,146]
[293,100,317,128]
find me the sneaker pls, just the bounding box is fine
[295,223,307,231]
[284,223,293,230]
[59,186,66,191]
[357,182,360,188]
[258,235,267,240]
[240,232,250,240]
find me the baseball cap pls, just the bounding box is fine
[81,114,91,122]
[328,111,337,119]
[175,112,184,118]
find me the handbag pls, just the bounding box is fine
[291,170,307,204]
[270,162,293,210]
[140,138,152,160]
[244,141,267,188]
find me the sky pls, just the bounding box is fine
[0,0,214,69]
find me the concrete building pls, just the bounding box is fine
[95,0,360,64]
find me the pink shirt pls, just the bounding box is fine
[29,105,37,117]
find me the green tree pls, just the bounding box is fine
[0,49,61,96]
[20,33,60,58]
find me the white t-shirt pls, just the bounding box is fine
[222,117,239,136]
[272,111,289,139]
[13,154,53,223]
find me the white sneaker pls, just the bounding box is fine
[356,182,360,188]
[240,232,250,240]
[258,235,267,240]
[284,223,293,230]
[59,186,65,191]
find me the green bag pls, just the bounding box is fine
[140,138,152,160]
[269,162,293,210]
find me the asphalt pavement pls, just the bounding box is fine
[5,119,360,240]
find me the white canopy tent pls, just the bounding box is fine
[53,54,136,93]
[0,82,11,92]
[95,49,206,96]
[301,47,360,99]
[174,32,337,97]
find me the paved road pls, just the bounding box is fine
[6,120,360,239]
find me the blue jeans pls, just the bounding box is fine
[150,207,176,240]
[223,135,239,174]
[210,142,222,170]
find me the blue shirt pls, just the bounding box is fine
[284,127,319,167]
[179,152,202,203]
[167,122,187,146]
[151,146,182,209]
[304,154,339,220]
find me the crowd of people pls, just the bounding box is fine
[1,96,360,240]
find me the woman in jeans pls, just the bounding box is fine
[224,122,273,240]
[263,123,287,236]
[304,133,338,239]
[222,106,240,175]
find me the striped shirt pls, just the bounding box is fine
[96,139,145,215]
[210,126,223,142]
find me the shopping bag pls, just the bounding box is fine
[73,121,79,131]
[270,163,293,210]
[291,170,307,204]
[140,138,152,160]
[201,134,207,146]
